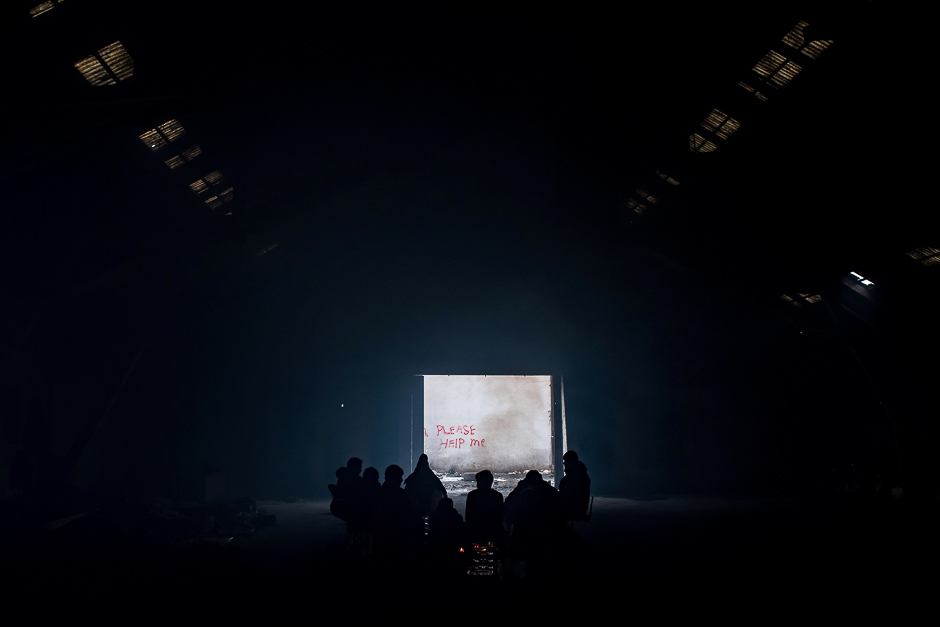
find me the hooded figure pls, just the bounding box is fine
[404,453,447,517]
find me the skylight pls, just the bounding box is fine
[907,247,940,261]
[752,50,786,78]
[139,129,166,151]
[29,2,56,18]
[74,56,114,86]
[781,22,808,49]
[768,61,802,87]
[181,146,202,161]
[97,42,133,81]
[690,134,717,153]
[801,40,833,60]
[158,119,185,142]
[74,42,133,86]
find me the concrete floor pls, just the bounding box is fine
[11,494,932,617]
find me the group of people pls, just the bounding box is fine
[328,450,591,577]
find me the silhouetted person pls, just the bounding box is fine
[343,457,364,484]
[559,451,591,522]
[428,497,466,577]
[362,466,381,506]
[504,470,562,574]
[329,466,351,521]
[373,464,418,564]
[465,469,505,548]
[404,453,447,517]
[356,466,381,532]
[329,457,368,531]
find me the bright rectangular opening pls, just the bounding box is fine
[423,375,554,476]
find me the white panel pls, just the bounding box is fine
[424,375,552,474]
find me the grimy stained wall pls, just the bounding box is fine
[424,375,552,473]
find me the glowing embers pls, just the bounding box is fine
[689,133,717,153]
[801,40,832,60]
[782,21,808,49]
[139,129,166,151]
[140,120,185,151]
[75,41,133,86]
[158,119,185,142]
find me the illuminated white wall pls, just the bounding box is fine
[424,375,552,473]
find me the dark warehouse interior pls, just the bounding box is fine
[1,1,936,613]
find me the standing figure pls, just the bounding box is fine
[559,451,591,522]
[465,469,505,549]
[404,453,447,517]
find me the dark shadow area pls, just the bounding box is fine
[1,1,937,616]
